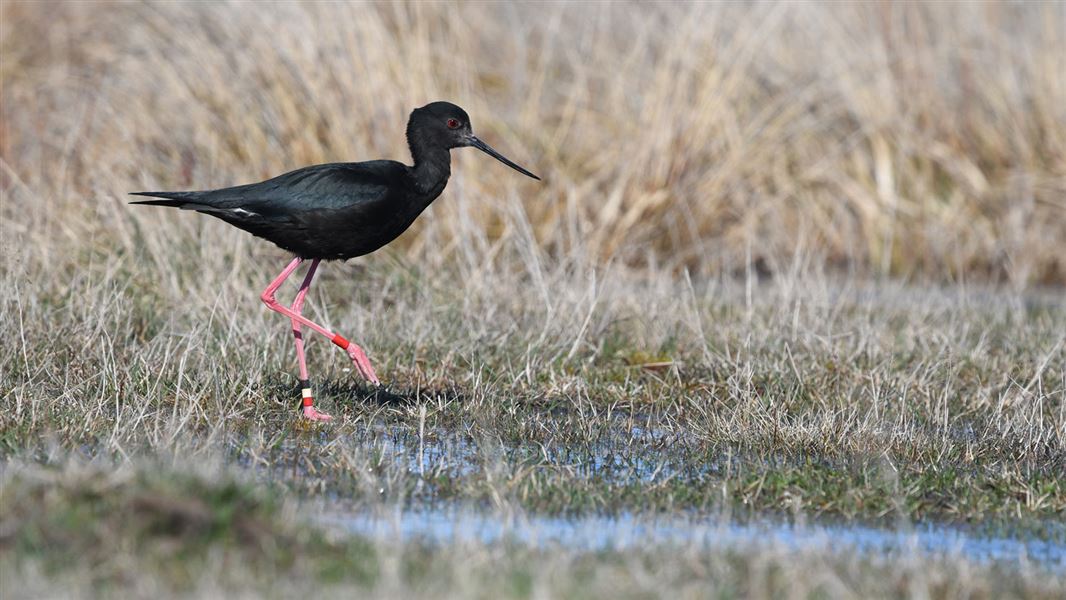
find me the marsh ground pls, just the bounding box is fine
[2,258,1064,597]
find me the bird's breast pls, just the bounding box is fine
[306,189,442,259]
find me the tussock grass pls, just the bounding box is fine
[3,1,1065,283]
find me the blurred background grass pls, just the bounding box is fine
[2,0,1064,285]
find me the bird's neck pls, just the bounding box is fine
[410,147,451,193]
[408,136,451,196]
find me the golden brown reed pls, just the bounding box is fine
[2,1,1064,284]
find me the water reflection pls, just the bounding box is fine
[325,507,1066,568]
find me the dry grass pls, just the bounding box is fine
[3,1,1065,284]
[2,229,1063,519]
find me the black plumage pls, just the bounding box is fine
[131,101,539,259]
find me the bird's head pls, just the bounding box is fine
[408,101,540,180]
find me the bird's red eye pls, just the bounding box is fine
[446,118,460,129]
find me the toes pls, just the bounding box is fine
[345,345,380,384]
[301,406,333,422]
[358,360,380,384]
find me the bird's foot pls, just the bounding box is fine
[302,405,333,422]
[345,344,381,385]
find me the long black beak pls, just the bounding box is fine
[467,135,540,180]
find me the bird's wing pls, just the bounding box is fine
[196,161,407,217]
[131,161,408,219]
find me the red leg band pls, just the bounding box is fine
[332,334,350,349]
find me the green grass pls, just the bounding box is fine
[4,463,1064,599]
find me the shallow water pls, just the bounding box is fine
[324,507,1066,569]
[230,423,1064,569]
[242,421,722,484]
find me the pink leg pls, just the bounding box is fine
[260,258,380,420]
[291,259,319,383]
[290,260,330,421]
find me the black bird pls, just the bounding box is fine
[132,101,539,421]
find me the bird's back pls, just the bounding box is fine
[132,160,437,259]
